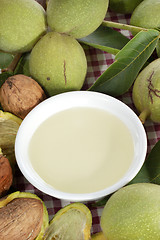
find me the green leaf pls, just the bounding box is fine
[130,140,160,185]
[14,53,30,76]
[91,195,111,207]
[89,29,159,97]
[0,52,14,69]
[79,25,129,55]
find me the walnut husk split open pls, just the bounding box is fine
[0,197,43,240]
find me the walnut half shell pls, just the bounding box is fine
[0,74,46,119]
[0,197,43,240]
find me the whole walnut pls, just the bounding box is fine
[0,74,46,119]
[0,154,13,197]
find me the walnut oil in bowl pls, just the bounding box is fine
[15,91,147,202]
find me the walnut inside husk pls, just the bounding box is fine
[0,198,43,240]
[0,191,49,240]
[0,111,22,168]
[0,74,46,119]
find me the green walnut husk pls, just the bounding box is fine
[132,58,160,123]
[101,183,160,240]
[130,0,160,56]
[130,0,160,31]
[130,0,160,57]
[46,0,109,39]
[43,202,92,240]
[0,111,22,168]
[29,31,87,96]
[0,191,49,239]
[0,0,46,53]
[109,0,143,14]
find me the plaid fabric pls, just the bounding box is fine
[13,10,160,235]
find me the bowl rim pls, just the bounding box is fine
[15,91,147,202]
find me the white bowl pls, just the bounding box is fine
[15,91,147,202]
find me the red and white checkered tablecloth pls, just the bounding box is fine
[13,10,160,235]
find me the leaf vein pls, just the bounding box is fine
[94,33,159,88]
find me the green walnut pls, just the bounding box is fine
[101,183,160,240]
[46,0,109,39]
[130,0,160,32]
[132,58,160,123]
[29,31,87,96]
[130,0,160,54]
[0,0,46,53]
[109,0,143,14]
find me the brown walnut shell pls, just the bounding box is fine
[0,155,13,196]
[0,74,46,119]
[0,197,43,240]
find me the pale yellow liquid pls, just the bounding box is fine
[29,107,134,194]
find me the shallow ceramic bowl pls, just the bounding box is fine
[15,91,147,202]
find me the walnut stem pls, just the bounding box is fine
[139,109,150,124]
[102,20,149,34]
[1,53,22,73]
